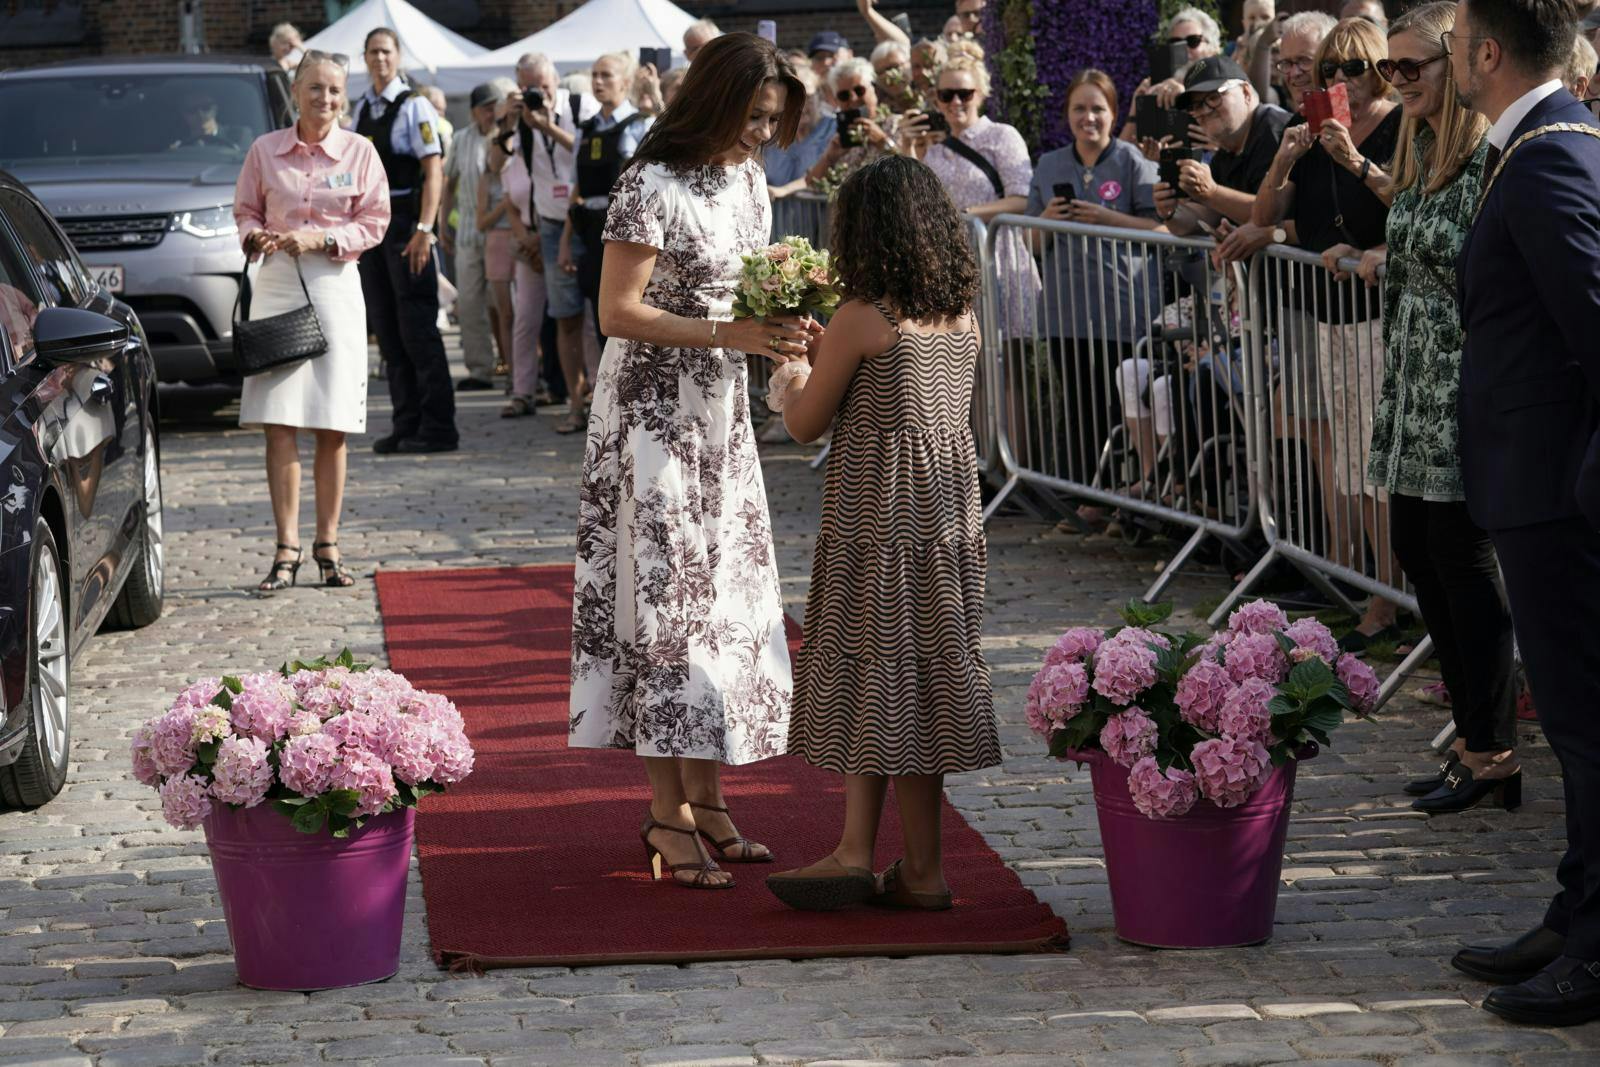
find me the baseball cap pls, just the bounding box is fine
[1176,56,1250,110]
[808,31,849,56]
[469,82,498,110]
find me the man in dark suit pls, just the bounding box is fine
[1447,0,1600,1027]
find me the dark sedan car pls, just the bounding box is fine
[0,172,164,808]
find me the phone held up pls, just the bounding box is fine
[756,20,777,44]
[1134,95,1192,146]
[637,46,673,73]
[1158,146,1202,189]
[923,109,950,135]
[838,107,864,147]
[1051,182,1076,204]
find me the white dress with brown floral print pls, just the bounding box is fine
[567,159,791,765]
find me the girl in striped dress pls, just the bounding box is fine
[764,156,1000,911]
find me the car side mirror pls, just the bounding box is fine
[34,307,128,365]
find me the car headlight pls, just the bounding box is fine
[169,205,238,239]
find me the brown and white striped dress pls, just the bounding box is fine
[789,300,1000,776]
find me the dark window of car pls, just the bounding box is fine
[0,74,272,168]
[266,70,295,129]
[0,231,39,365]
[0,189,88,308]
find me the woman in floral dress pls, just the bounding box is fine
[568,33,814,890]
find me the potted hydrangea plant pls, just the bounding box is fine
[131,650,473,990]
[1028,600,1379,947]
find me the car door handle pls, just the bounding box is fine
[88,374,115,406]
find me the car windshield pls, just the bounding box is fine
[0,73,270,168]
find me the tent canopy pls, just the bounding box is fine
[431,0,696,93]
[305,0,489,79]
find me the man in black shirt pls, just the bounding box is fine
[1155,56,1293,260]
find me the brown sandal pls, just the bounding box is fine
[766,855,876,911]
[688,801,773,863]
[639,816,733,890]
[871,859,952,911]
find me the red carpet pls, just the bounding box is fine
[375,564,1069,969]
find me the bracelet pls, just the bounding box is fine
[709,320,719,347]
[765,361,812,413]
[1358,157,1372,180]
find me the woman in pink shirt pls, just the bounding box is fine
[233,50,390,593]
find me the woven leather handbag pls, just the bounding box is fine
[232,256,328,376]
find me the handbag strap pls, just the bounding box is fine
[941,134,1006,199]
[1474,122,1600,219]
[233,254,314,325]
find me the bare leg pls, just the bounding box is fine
[680,757,770,860]
[311,429,347,557]
[262,425,301,587]
[831,773,889,871]
[642,756,731,887]
[892,774,948,895]
[489,280,514,371]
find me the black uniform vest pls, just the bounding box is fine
[575,111,647,200]
[356,88,421,197]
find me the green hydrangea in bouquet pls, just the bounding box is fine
[731,236,840,320]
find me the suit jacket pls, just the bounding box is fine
[1457,90,1600,531]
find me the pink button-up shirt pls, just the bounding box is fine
[233,124,391,261]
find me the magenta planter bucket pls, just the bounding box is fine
[1086,752,1301,948]
[203,805,414,991]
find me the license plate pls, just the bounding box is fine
[89,265,124,293]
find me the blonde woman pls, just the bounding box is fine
[1357,2,1515,814]
[269,23,304,72]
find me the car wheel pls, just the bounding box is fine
[109,423,164,629]
[0,517,71,808]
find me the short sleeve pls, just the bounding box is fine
[407,96,444,159]
[1026,150,1057,216]
[1130,151,1159,218]
[992,123,1033,199]
[603,164,667,248]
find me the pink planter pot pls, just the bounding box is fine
[203,804,414,991]
[1085,751,1301,948]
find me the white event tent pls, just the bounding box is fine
[430,0,698,94]
[304,0,490,96]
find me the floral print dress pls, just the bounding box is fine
[568,159,791,766]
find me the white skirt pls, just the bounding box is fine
[238,253,368,434]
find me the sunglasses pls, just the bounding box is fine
[1319,58,1372,81]
[836,84,869,102]
[937,87,977,103]
[1170,34,1204,48]
[1274,56,1315,74]
[1375,54,1445,84]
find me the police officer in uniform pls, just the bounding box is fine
[560,52,652,347]
[354,27,458,454]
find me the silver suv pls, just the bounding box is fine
[0,56,294,383]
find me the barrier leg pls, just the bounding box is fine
[809,443,830,470]
[1375,633,1434,716]
[1143,526,1208,604]
[1430,718,1458,754]
[981,472,1022,526]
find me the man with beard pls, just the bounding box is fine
[1445,0,1600,1027]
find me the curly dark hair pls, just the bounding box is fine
[829,155,979,322]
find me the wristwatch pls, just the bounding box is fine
[322,233,337,255]
[416,222,436,242]
[1270,226,1288,245]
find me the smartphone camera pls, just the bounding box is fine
[523,87,546,112]
[838,107,864,147]
[1158,147,1202,189]
[924,110,949,134]
[1052,182,1076,203]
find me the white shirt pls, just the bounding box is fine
[1487,80,1563,150]
[528,89,602,222]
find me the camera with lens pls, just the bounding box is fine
[523,87,546,112]
[837,108,864,148]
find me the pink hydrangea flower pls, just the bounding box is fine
[210,736,274,807]
[1224,631,1288,685]
[130,725,161,787]
[429,725,475,785]
[374,714,438,785]
[1283,617,1339,665]
[1027,660,1091,731]
[405,691,466,732]
[189,705,232,747]
[1100,707,1158,767]
[1127,757,1199,818]
[1091,629,1166,706]
[1217,677,1276,744]
[1044,627,1104,667]
[1174,658,1233,732]
[329,749,397,817]
[229,674,295,743]
[1336,653,1381,715]
[1195,630,1233,664]
[173,676,224,709]
[322,711,383,754]
[279,732,340,797]
[148,706,199,777]
[158,773,213,831]
[286,711,323,737]
[1228,600,1289,637]
[1191,737,1273,808]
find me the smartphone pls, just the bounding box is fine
[756,20,777,44]
[1052,182,1076,203]
[638,46,672,72]
[1158,146,1202,189]
[837,107,863,147]
[1135,96,1192,145]
[1147,42,1189,84]
[1301,82,1352,130]
[923,109,949,134]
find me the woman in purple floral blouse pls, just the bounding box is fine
[567,33,817,892]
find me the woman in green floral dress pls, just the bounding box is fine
[1365,2,1519,814]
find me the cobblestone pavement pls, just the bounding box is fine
[1,342,1596,1067]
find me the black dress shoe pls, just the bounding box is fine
[1404,750,1462,796]
[371,434,402,455]
[395,437,458,454]
[1338,623,1402,654]
[455,377,494,392]
[1483,956,1600,1027]
[1412,765,1521,815]
[1453,925,1566,984]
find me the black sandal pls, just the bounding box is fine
[311,541,356,588]
[258,542,303,593]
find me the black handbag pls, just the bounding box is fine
[232,257,328,376]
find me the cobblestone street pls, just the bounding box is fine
[1,345,1596,1067]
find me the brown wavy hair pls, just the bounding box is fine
[629,33,804,170]
[829,155,978,321]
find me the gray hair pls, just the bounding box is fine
[562,72,592,96]
[515,52,557,82]
[871,40,910,65]
[489,76,518,98]
[827,56,875,92]
[1281,11,1339,48]
[686,18,721,41]
[1569,31,1599,83]
[1167,7,1222,51]
[269,22,303,49]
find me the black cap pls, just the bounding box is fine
[808,31,849,56]
[469,83,498,110]
[1176,56,1249,110]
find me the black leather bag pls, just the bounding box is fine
[232,257,328,376]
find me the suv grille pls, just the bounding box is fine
[58,214,168,252]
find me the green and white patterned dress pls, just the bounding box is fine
[1367,135,1490,499]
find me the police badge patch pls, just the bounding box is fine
[420,121,435,145]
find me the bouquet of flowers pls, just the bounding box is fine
[731,236,840,320]
[131,650,474,836]
[1027,600,1380,819]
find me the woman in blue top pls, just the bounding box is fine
[1026,70,1165,515]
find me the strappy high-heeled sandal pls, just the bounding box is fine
[688,801,773,863]
[639,816,734,889]
[258,543,303,593]
[311,541,356,588]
